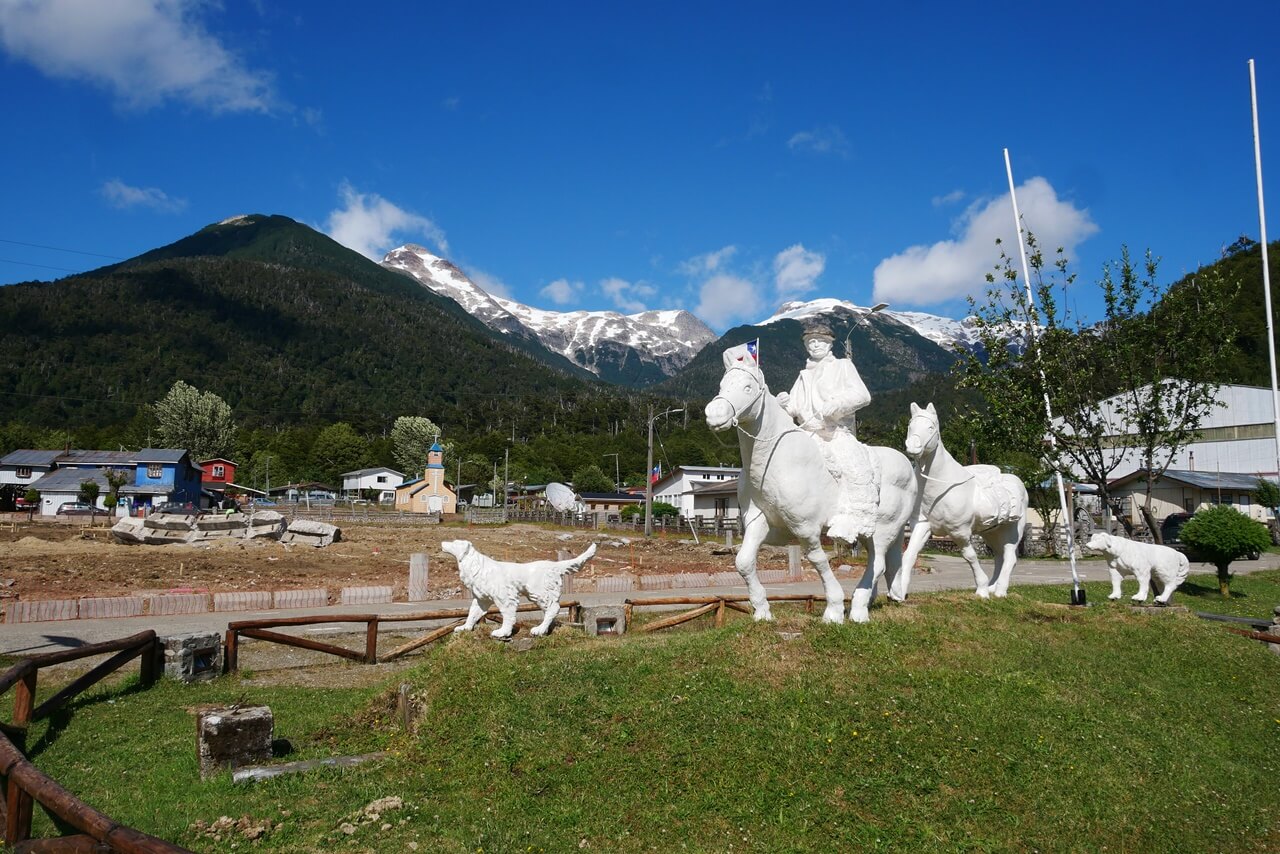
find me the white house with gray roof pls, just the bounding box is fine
[651,465,742,523]
[340,466,405,501]
[0,450,61,489]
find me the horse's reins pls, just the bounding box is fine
[908,414,974,489]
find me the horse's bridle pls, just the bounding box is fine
[908,413,974,489]
[710,365,768,432]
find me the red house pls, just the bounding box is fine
[199,458,238,489]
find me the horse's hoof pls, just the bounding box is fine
[886,593,906,604]
[849,610,870,624]
[822,609,845,624]
[752,610,774,622]
[1108,595,1121,601]
[992,589,1008,598]
[974,588,991,600]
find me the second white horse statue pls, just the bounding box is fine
[895,402,1029,600]
[704,345,919,623]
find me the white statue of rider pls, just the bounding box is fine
[776,320,880,541]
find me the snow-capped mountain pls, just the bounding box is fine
[760,298,987,353]
[381,245,717,386]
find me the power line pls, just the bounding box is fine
[0,238,122,260]
[0,257,84,273]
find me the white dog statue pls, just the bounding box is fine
[441,539,597,638]
[1085,532,1189,605]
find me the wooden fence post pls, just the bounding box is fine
[365,618,380,664]
[140,637,159,687]
[715,598,726,628]
[6,669,35,845]
[225,629,239,674]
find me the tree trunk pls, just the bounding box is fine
[1217,563,1232,598]
[1141,504,1162,544]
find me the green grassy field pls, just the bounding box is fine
[12,584,1280,852]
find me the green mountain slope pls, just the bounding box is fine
[0,216,600,430]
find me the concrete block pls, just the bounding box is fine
[196,513,248,532]
[408,553,429,602]
[711,571,742,587]
[676,572,710,589]
[110,517,147,544]
[198,705,273,778]
[213,591,272,612]
[639,574,672,591]
[565,576,595,593]
[245,522,285,539]
[787,545,802,576]
[147,593,210,616]
[581,604,627,636]
[284,520,340,547]
[144,513,197,532]
[596,575,633,593]
[757,569,787,584]
[6,599,79,623]
[340,586,392,605]
[78,596,144,619]
[272,588,328,609]
[142,532,193,546]
[160,631,222,682]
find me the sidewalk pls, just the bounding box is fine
[3,553,1276,657]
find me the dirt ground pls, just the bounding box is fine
[0,516,802,603]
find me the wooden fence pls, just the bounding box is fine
[224,601,583,672]
[623,594,834,632]
[0,630,190,852]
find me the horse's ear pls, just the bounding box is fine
[910,402,920,415]
[926,402,937,415]
[722,348,737,370]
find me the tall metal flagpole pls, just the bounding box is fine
[1249,59,1280,480]
[1003,148,1083,599]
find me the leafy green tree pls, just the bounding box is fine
[153,381,237,460]
[1180,505,1270,597]
[241,450,285,494]
[1254,478,1280,546]
[309,423,369,484]
[623,501,677,520]
[571,464,614,493]
[390,416,451,475]
[78,479,100,522]
[23,487,39,521]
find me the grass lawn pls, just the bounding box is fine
[1019,566,1280,620]
[11,590,1280,852]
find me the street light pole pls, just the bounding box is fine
[603,453,621,490]
[645,405,683,537]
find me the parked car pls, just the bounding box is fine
[55,502,96,516]
[14,496,34,511]
[153,501,203,515]
[1160,511,1261,561]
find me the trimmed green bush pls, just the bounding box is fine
[1180,504,1271,596]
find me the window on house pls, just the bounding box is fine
[377,476,387,483]
[212,465,225,478]
[147,464,162,478]
[1239,494,1251,511]
[16,467,31,479]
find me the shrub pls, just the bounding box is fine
[1180,504,1271,597]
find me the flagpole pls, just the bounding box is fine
[1249,59,1280,480]
[1003,148,1083,599]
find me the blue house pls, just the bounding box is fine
[120,449,204,511]
[21,448,203,516]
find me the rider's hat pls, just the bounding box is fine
[801,319,834,341]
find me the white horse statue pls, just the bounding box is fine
[704,346,920,623]
[895,402,1029,600]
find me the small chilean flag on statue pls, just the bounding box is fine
[745,338,759,363]
[650,463,662,484]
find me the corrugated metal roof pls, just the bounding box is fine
[342,467,405,477]
[56,450,135,466]
[0,449,62,467]
[578,492,644,502]
[1112,468,1277,492]
[30,467,113,491]
[688,479,739,495]
[134,449,189,463]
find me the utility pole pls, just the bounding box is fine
[645,406,683,537]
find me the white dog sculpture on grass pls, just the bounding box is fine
[1085,532,1189,605]
[441,540,597,638]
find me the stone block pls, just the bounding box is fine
[340,586,392,605]
[408,553,429,602]
[639,574,672,591]
[198,705,273,778]
[110,517,147,544]
[161,631,222,682]
[581,604,627,636]
[757,569,787,584]
[566,576,595,593]
[213,591,272,612]
[596,575,633,593]
[78,596,144,619]
[196,513,249,532]
[284,520,340,546]
[6,599,79,623]
[280,532,331,548]
[272,588,328,609]
[145,513,198,532]
[245,522,285,539]
[142,531,193,546]
[148,593,210,616]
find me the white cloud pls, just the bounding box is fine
[787,125,850,157]
[540,278,582,305]
[679,245,737,276]
[600,277,656,313]
[0,0,278,113]
[324,182,447,261]
[695,273,764,330]
[773,244,824,299]
[932,189,965,207]
[872,177,1098,308]
[99,179,186,212]
[470,269,512,299]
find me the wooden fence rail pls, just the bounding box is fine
[224,601,583,672]
[0,631,188,852]
[622,594,839,633]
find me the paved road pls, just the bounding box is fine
[3,553,1277,657]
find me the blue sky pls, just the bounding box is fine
[1,1,1277,332]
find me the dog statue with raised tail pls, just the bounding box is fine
[441,540,597,638]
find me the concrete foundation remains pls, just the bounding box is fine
[160,631,223,682]
[198,705,273,779]
[280,520,341,547]
[581,603,627,636]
